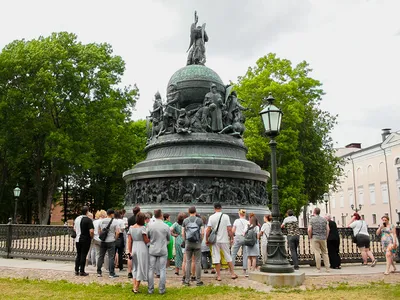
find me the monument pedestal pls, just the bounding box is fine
[249,271,305,287]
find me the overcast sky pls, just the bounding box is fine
[1,0,399,148]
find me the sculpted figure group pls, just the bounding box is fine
[147,84,247,143]
[125,177,268,207]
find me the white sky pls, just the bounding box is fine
[1,0,399,148]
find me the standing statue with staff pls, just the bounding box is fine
[187,11,208,65]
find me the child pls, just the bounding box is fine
[201,216,212,273]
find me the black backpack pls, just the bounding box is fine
[244,226,257,247]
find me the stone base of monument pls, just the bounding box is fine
[249,271,305,287]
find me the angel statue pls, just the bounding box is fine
[186,11,208,65]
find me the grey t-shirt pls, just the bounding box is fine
[99,218,119,242]
[309,216,327,240]
[147,219,171,256]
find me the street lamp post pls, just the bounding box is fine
[259,93,293,274]
[13,184,21,224]
[350,204,362,213]
[323,193,329,214]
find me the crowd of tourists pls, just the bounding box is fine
[73,203,398,294]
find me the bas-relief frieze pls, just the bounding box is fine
[125,177,268,207]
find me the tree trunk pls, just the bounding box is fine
[303,204,308,227]
[39,171,59,225]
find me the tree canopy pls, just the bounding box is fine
[0,32,145,224]
[235,53,342,216]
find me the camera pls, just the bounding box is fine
[383,222,387,227]
[128,253,132,260]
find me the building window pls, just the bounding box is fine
[372,214,376,224]
[348,189,354,206]
[381,183,389,204]
[369,184,376,205]
[341,215,346,226]
[397,167,400,180]
[332,196,336,209]
[358,187,364,205]
[340,193,344,208]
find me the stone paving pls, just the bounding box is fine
[0,258,399,292]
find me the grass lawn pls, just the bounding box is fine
[0,278,399,300]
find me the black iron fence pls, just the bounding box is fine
[0,221,399,265]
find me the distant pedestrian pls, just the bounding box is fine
[206,203,238,281]
[246,215,260,273]
[74,206,94,276]
[171,213,186,276]
[182,206,204,286]
[128,212,149,294]
[231,209,250,275]
[127,206,140,279]
[325,214,341,269]
[259,214,272,264]
[147,209,171,295]
[281,209,300,270]
[90,210,107,267]
[97,209,120,278]
[200,215,212,274]
[308,207,330,272]
[163,213,174,268]
[114,211,125,271]
[348,213,376,267]
[376,215,398,274]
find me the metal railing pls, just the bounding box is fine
[0,221,399,265]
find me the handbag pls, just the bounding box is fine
[352,221,363,243]
[208,213,223,244]
[99,218,114,242]
[70,228,77,239]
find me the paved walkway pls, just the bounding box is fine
[0,257,391,276]
[0,258,398,292]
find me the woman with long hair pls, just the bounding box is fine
[245,215,260,275]
[128,212,150,294]
[259,214,272,264]
[171,212,187,275]
[376,215,398,274]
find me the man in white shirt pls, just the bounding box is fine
[231,209,250,274]
[206,203,238,281]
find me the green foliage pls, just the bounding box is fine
[235,53,342,215]
[0,32,145,223]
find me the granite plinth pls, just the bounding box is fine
[249,271,305,287]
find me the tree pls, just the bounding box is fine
[0,32,140,224]
[235,53,342,216]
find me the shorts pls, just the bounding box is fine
[211,243,232,264]
[356,234,370,249]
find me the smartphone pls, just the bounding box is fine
[383,222,387,227]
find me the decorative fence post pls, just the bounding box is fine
[6,218,12,258]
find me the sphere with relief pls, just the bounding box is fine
[167,64,225,109]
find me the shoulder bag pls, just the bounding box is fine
[208,214,223,244]
[99,218,114,242]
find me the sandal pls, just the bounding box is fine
[231,275,238,279]
[384,272,390,275]
[216,277,222,281]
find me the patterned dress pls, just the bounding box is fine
[171,222,184,268]
[381,225,397,254]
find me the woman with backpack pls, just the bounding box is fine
[244,215,260,276]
